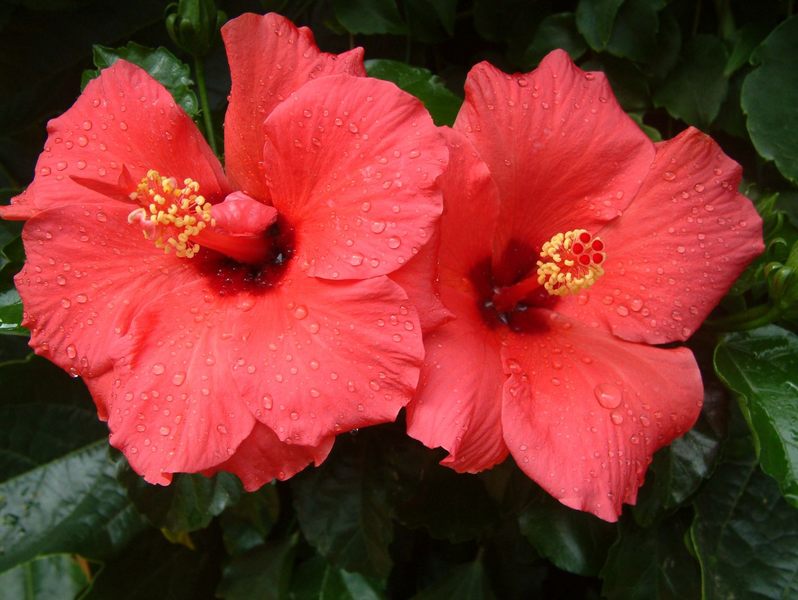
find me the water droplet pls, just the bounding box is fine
[217,424,228,434]
[81,120,93,130]
[370,221,386,234]
[76,294,88,304]
[263,395,273,410]
[61,298,71,308]
[119,121,128,131]
[663,171,676,181]
[615,305,629,317]
[290,411,299,421]
[387,237,401,249]
[694,183,705,193]
[349,253,364,266]
[610,411,624,425]
[594,383,622,409]
[294,305,308,320]
[172,371,186,386]
[136,424,146,432]
[152,363,165,375]
[56,275,67,286]
[159,426,170,436]
[66,344,77,359]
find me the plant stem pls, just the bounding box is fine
[194,56,218,155]
[705,303,782,331]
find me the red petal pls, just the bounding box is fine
[436,128,500,281]
[204,424,333,490]
[388,228,452,333]
[15,203,198,382]
[501,311,702,522]
[222,13,366,200]
[454,51,655,284]
[106,279,260,484]
[262,74,446,280]
[228,267,424,447]
[556,127,764,343]
[1,60,228,221]
[406,285,508,472]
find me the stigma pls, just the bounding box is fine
[537,229,606,296]
[127,169,215,259]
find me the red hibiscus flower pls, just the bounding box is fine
[0,13,446,489]
[405,50,763,521]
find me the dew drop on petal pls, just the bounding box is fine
[594,383,622,409]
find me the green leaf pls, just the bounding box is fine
[653,35,728,127]
[220,486,280,556]
[690,424,798,599]
[741,16,798,184]
[605,0,666,63]
[600,512,700,600]
[0,357,145,572]
[397,467,499,543]
[0,287,24,336]
[412,559,496,600]
[290,555,385,600]
[119,467,241,533]
[714,325,798,507]
[365,59,461,126]
[575,0,625,51]
[0,554,90,600]
[404,0,457,43]
[84,529,217,600]
[518,488,616,576]
[725,23,769,77]
[632,381,728,526]
[291,434,397,579]
[82,42,198,117]
[332,0,407,35]
[217,533,298,600]
[519,13,587,70]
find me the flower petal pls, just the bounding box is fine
[406,285,508,472]
[1,60,229,220]
[501,310,702,522]
[221,12,365,200]
[454,51,655,284]
[262,74,446,280]
[203,423,334,491]
[107,279,260,485]
[555,127,764,343]
[15,203,198,382]
[227,267,424,447]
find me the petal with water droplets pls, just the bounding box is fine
[454,51,655,285]
[221,12,365,200]
[556,127,764,344]
[406,285,508,472]
[0,60,228,221]
[262,74,446,280]
[500,310,702,522]
[229,267,424,447]
[204,424,333,490]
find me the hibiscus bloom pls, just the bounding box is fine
[405,50,763,521]
[1,13,446,489]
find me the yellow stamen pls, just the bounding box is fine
[127,169,215,259]
[537,229,606,296]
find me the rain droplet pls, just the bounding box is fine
[594,383,622,409]
[610,411,624,425]
[66,344,77,359]
[294,305,308,320]
[172,372,186,386]
[387,237,401,249]
[663,171,676,181]
[152,363,165,375]
[159,426,170,436]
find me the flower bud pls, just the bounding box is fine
[165,0,226,57]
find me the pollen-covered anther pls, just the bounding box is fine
[536,229,606,296]
[127,169,215,259]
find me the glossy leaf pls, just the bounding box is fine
[119,467,242,533]
[714,325,798,507]
[741,16,798,183]
[605,0,665,63]
[291,434,397,579]
[575,0,625,51]
[653,35,728,127]
[365,59,462,126]
[82,42,198,117]
[601,512,700,600]
[518,488,616,576]
[290,555,385,600]
[0,287,24,335]
[84,530,217,600]
[690,426,798,600]
[332,0,406,35]
[632,381,728,526]
[220,486,280,556]
[404,0,457,43]
[217,533,298,600]
[412,559,496,600]
[520,13,587,69]
[0,554,90,600]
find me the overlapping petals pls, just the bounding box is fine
[406,49,763,521]
[3,13,446,488]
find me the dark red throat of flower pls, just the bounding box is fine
[127,170,279,265]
